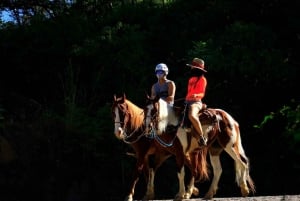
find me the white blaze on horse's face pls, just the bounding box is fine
[114,106,124,140]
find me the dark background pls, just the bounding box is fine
[0,0,299,201]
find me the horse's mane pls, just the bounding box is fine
[157,98,179,133]
[125,99,144,130]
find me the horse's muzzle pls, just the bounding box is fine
[115,127,125,140]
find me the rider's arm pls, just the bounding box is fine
[151,84,156,99]
[166,81,176,104]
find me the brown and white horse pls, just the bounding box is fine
[145,96,256,199]
[112,94,206,201]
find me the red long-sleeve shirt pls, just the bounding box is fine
[185,76,207,101]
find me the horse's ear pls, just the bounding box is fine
[123,93,126,100]
[114,94,117,101]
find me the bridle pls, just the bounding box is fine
[145,97,177,147]
[145,99,160,131]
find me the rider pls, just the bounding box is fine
[151,63,176,106]
[184,58,208,146]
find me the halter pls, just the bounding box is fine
[113,100,148,144]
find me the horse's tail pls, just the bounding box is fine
[234,122,256,194]
[195,147,210,182]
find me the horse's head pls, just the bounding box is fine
[112,94,129,140]
[145,95,179,135]
[112,94,145,141]
[144,95,159,134]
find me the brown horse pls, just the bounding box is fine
[112,94,206,201]
[145,96,256,199]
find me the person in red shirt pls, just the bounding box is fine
[184,58,208,146]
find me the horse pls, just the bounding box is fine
[112,94,207,201]
[145,96,256,199]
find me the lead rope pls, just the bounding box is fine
[122,110,148,144]
[123,129,147,144]
[180,103,188,127]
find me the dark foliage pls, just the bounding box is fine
[0,0,299,200]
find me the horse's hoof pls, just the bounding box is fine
[184,192,191,199]
[192,187,199,196]
[143,194,155,200]
[174,194,184,201]
[125,195,133,201]
[241,188,250,197]
[204,192,214,200]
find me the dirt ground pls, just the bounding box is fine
[144,195,300,201]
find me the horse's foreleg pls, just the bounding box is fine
[143,168,155,200]
[144,151,172,200]
[125,175,139,201]
[205,150,222,199]
[174,166,186,201]
[125,161,144,201]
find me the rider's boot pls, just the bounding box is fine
[193,121,207,146]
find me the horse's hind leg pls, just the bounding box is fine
[224,145,250,197]
[204,147,223,199]
[222,115,255,197]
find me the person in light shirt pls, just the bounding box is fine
[151,63,176,106]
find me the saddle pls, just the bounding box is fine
[181,103,218,128]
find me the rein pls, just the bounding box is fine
[123,128,147,144]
